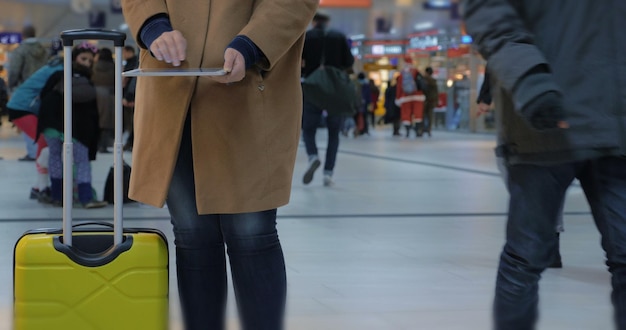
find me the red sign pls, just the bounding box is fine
[319,0,372,7]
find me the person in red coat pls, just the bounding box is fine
[395,65,426,137]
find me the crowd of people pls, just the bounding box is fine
[300,12,441,188]
[0,25,138,208]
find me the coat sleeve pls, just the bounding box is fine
[340,36,355,70]
[463,0,560,110]
[477,70,492,104]
[238,0,319,71]
[121,0,169,49]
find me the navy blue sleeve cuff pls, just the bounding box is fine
[227,36,264,70]
[140,16,173,50]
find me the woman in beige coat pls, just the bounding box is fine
[121,1,318,329]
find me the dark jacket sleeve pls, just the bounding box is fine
[124,77,137,102]
[339,36,355,70]
[463,0,561,111]
[477,70,492,104]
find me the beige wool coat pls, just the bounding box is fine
[121,0,318,214]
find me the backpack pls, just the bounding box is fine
[401,71,417,94]
[6,57,63,114]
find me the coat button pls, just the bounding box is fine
[258,84,265,91]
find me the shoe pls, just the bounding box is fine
[19,155,36,161]
[29,187,39,199]
[37,187,53,204]
[51,200,63,207]
[303,158,321,185]
[323,175,334,187]
[83,200,108,209]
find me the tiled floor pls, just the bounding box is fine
[0,119,614,329]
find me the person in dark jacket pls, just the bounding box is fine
[465,1,626,329]
[37,43,106,209]
[301,11,355,187]
[476,70,492,114]
[423,67,438,136]
[0,66,7,123]
[122,45,138,151]
[92,47,116,153]
[383,76,401,136]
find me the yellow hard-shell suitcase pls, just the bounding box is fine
[13,29,169,330]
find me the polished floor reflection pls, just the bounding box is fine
[0,121,610,329]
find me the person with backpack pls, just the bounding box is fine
[396,64,426,138]
[6,56,63,201]
[8,25,49,163]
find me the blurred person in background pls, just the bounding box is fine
[36,43,106,209]
[465,1,626,328]
[368,78,379,129]
[384,76,401,137]
[356,72,371,136]
[301,11,355,187]
[396,64,426,138]
[8,25,49,162]
[8,25,48,91]
[122,45,138,151]
[92,47,116,153]
[121,0,317,328]
[6,57,62,201]
[0,66,7,128]
[422,67,438,137]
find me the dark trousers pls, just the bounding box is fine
[494,156,626,329]
[302,101,342,172]
[423,103,435,133]
[166,115,287,330]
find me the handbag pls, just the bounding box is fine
[302,30,357,116]
[103,161,133,204]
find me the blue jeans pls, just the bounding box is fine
[494,156,626,329]
[166,115,287,330]
[302,101,343,172]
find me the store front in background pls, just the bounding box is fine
[406,29,491,133]
[351,39,406,119]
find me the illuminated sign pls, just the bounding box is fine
[407,30,440,52]
[319,0,372,7]
[461,35,473,44]
[363,41,406,58]
[423,0,452,9]
[0,32,21,45]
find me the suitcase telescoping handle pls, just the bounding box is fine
[60,29,127,247]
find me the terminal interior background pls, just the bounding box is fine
[0,0,613,329]
[0,0,488,134]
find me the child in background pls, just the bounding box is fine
[37,43,107,208]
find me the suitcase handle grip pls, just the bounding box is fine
[72,222,114,229]
[61,29,126,46]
